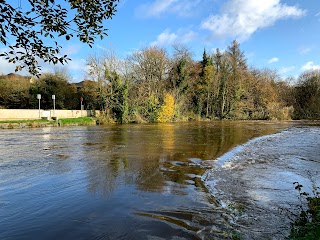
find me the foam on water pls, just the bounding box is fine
[214,133,279,167]
[202,126,320,239]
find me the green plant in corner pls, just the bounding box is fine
[230,231,242,240]
[290,182,320,240]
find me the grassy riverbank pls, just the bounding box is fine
[57,117,96,126]
[0,117,96,129]
[1,118,319,129]
[0,119,49,124]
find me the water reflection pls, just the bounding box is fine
[75,122,292,238]
[0,121,295,240]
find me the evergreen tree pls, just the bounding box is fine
[225,40,248,118]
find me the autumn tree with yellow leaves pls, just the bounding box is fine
[158,94,175,123]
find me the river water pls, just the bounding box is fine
[0,121,319,239]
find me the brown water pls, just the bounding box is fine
[203,126,320,239]
[0,121,316,239]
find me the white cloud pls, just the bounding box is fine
[96,44,109,51]
[0,44,84,77]
[0,47,30,75]
[140,0,177,17]
[0,58,29,76]
[201,0,306,41]
[298,47,311,55]
[180,31,197,44]
[301,61,320,71]
[268,57,279,64]
[62,44,82,56]
[136,0,203,18]
[151,30,178,46]
[151,29,197,47]
[66,58,86,71]
[39,58,87,82]
[279,66,295,74]
[67,59,87,82]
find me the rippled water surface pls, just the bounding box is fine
[0,121,318,239]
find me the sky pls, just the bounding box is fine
[0,0,319,82]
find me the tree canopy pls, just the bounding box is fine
[1,41,318,122]
[0,0,119,75]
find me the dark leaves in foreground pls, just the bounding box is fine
[0,0,119,76]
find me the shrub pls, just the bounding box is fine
[158,93,175,123]
[290,182,320,240]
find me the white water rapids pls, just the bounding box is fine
[202,126,320,239]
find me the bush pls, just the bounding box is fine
[158,93,175,123]
[294,70,320,120]
[290,182,320,240]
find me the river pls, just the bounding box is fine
[0,121,319,239]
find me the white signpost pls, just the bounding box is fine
[80,97,83,117]
[52,95,56,118]
[37,94,41,118]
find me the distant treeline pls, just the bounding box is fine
[0,40,319,122]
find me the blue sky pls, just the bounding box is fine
[1,0,319,82]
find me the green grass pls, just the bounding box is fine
[0,117,96,126]
[58,117,95,126]
[0,119,50,124]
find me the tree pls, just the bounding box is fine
[0,74,32,108]
[158,93,175,123]
[168,44,193,94]
[213,48,231,119]
[294,70,320,119]
[167,44,194,118]
[86,49,123,111]
[226,40,247,118]
[76,80,100,110]
[249,68,281,119]
[0,0,119,75]
[86,49,130,123]
[203,64,216,117]
[128,46,170,122]
[108,72,129,123]
[129,46,169,87]
[30,71,76,109]
[201,49,209,74]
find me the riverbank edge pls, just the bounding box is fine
[0,118,319,129]
[0,117,96,129]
